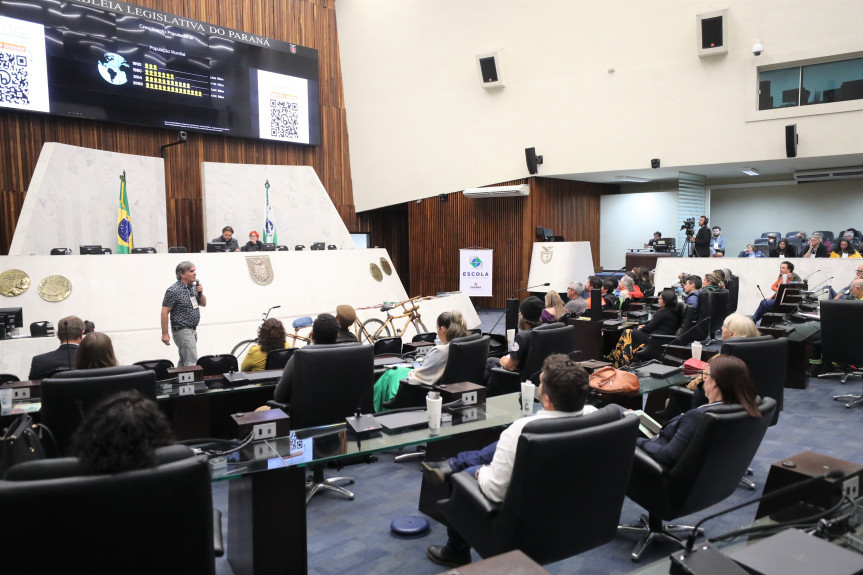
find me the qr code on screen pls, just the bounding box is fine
[269,98,299,139]
[0,52,30,106]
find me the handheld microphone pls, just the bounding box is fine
[683,468,845,552]
[510,282,551,297]
[657,315,711,364]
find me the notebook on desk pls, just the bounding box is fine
[375,410,429,431]
[634,364,682,379]
[222,369,284,385]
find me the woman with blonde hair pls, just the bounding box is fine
[407,310,470,386]
[541,290,567,323]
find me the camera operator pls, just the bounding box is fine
[687,215,711,257]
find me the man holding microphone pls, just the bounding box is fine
[161,261,207,366]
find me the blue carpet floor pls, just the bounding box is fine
[214,308,863,574]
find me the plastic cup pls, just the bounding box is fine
[506,329,516,351]
[691,341,703,361]
[0,388,12,415]
[426,392,442,435]
[521,380,536,415]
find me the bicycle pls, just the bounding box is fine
[358,296,428,343]
[230,306,314,357]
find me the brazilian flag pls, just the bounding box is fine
[116,173,133,254]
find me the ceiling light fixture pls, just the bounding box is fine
[741,167,760,176]
[615,176,652,183]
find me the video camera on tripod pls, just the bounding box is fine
[680,217,696,237]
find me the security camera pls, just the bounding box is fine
[752,40,763,57]
[178,131,188,142]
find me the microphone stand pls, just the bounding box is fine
[657,315,711,365]
[493,282,551,335]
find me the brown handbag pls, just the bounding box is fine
[588,366,640,394]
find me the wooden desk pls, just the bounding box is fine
[625,251,677,272]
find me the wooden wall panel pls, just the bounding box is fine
[0,0,352,255]
[405,177,618,309]
[356,205,410,294]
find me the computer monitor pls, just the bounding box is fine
[350,232,371,249]
[543,228,554,241]
[653,238,677,253]
[79,245,103,255]
[0,307,23,335]
[206,241,227,253]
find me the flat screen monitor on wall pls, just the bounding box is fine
[0,0,321,145]
[350,233,371,249]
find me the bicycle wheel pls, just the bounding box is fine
[412,318,428,334]
[360,318,390,343]
[231,339,257,357]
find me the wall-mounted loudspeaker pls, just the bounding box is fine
[696,9,728,57]
[785,124,797,158]
[525,147,543,175]
[476,50,504,90]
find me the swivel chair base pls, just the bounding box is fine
[739,466,756,491]
[618,514,702,562]
[818,369,863,384]
[834,393,863,409]
[306,467,355,503]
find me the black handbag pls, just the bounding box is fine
[0,415,48,475]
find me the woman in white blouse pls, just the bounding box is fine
[407,310,470,385]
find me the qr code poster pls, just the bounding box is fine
[256,69,309,144]
[0,15,49,113]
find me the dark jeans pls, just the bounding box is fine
[753,298,775,322]
[444,441,499,552]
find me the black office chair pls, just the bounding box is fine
[702,289,730,341]
[412,332,437,344]
[725,276,739,314]
[0,373,20,384]
[633,304,688,362]
[327,245,337,250]
[101,247,112,254]
[382,335,490,410]
[437,407,639,564]
[131,247,156,254]
[785,231,802,238]
[264,347,296,370]
[294,245,306,251]
[487,323,575,397]
[49,248,71,255]
[818,300,863,408]
[196,354,239,376]
[373,336,403,356]
[760,232,782,239]
[134,359,176,381]
[618,397,776,561]
[168,246,188,253]
[276,245,290,251]
[0,445,218,572]
[41,367,156,456]
[814,230,834,244]
[288,343,375,502]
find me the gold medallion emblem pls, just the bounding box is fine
[0,269,30,297]
[38,275,73,302]
[245,256,274,286]
[380,258,392,276]
[540,245,553,264]
[370,263,383,282]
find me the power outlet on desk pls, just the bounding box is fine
[253,422,277,440]
[462,391,478,405]
[461,408,478,422]
[12,388,29,400]
[843,475,859,499]
[253,443,276,459]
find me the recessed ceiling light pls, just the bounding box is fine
[615,176,652,183]
[741,167,760,176]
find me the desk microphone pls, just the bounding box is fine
[806,276,833,294]
[801,269,821,282]
[756,284,768,303]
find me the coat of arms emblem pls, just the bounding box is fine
[540,245,553,264]
[245,256,274,286]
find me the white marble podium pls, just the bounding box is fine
[0,251,480,378]
[526,242,595,293]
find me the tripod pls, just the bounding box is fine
[679,234,693,257]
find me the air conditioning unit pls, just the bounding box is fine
[794,166,863,183]
[463,184,530,198]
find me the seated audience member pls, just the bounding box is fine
[541,290,567,323]
[70,389,176,473]
[28,315,85,380]
[335,304,359,343]
[601,278,620,309]
[645,231,662,248]
[617,276,641,312]
[794,231,808,243]
[564,281,588,315]
[770,238,797,258]
[636,355,761,467]
[273,314,340,404]
[423,354,596,567]
[84,320,96,334]
[73,332,119,370]
[710,269,727,290]
[407,311,469,385]
[809,278,863,375]
[752,260,801,322]
[700,273,722,293]
[710,226,726,255]
[683,275,701,308]
[483,297,543,383]
[240,318,288,372]
[584,276,603,309]
[635,266,653,294]
[802,234,828,258]
[211,225,240,252]
[240,230,264,252]
[765,233,778,252]
[738,244,766,258]
[623,272,644,298]
[830,238,862,259]
[606,290,680,367]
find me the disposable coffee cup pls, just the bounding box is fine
[426,392,442,435]
[0,388,12,415]
[506,329,516,351]
[691,341,703,361]
[521,380,536,415]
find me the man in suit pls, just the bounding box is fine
[28,316,85,380]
